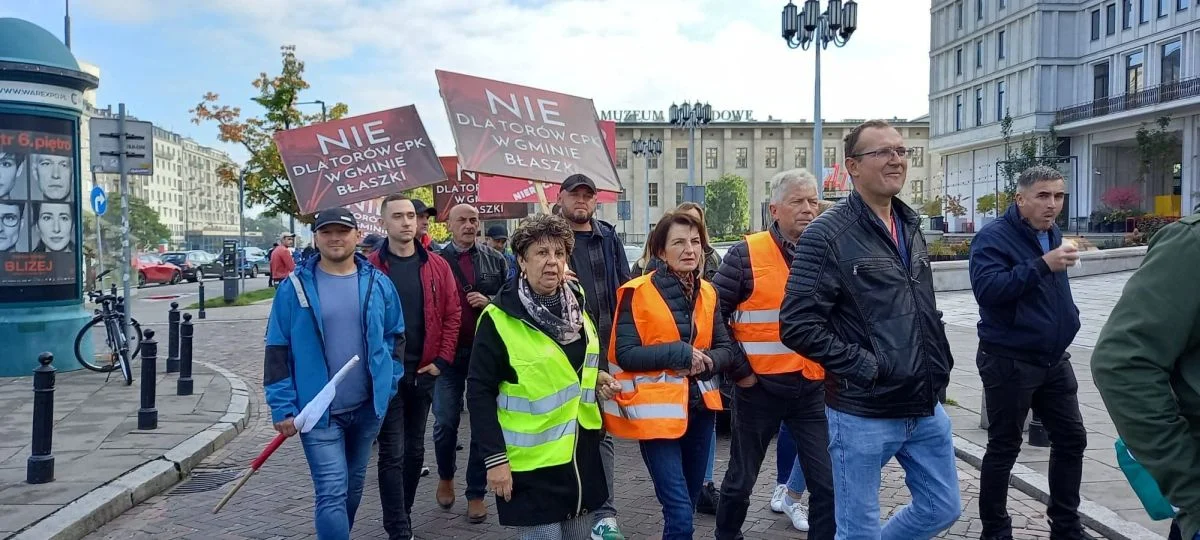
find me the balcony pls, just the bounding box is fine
[1056,76,1200,124]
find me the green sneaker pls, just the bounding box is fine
[590,517,625,540]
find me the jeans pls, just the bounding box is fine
[704,425,717,483]
[300,404,383,540]
[777,424,807,493]
[377,368,434,539]
[826,403,961,540]
[715,379,835,540]
[639,408,715,540]
[596,431,618,520]
[977,350,1087,539]
[432,352,487,500]
[1168,521,1200,540]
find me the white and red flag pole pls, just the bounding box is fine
[212,355,362,513]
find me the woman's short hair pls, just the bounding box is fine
[647,211,703,261]
[510,213,575,260]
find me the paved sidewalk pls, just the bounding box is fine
[939,271,1171,538]
[0,343,246,539]
[84,309,1102,539]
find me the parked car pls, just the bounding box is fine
[161,250,224,282]
[134,254,181,287]
[624,244,643,273]
[238,248,266,278]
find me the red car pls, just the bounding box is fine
[134,253,182,287]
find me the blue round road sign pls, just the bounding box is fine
[90,185,107,216]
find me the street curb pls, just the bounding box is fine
[11,361,251,540]
[952,434,1165,540]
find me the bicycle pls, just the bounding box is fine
[75,269,142,385]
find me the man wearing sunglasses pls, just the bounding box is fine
[780,120,960,539]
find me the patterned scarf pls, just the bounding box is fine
[674,270,696,302]
[518,277,584,345]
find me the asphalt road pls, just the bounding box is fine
[121,274,273,325]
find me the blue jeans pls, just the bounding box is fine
[826,403,961,540]
[777,424,807,493]
[432,355,487,500]
[639,408,715,540]
[704,424,716,483]
[300,404,383,540]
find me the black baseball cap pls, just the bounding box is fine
[486,225,508,239]
[411,199,437,217]
[561,174,596,193]
[311,207,358,232]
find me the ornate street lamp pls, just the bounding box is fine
[630,137,663,238]
[782,0,858,199]
[668,101,713,197]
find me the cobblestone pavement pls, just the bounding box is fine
[84,306,1101,539]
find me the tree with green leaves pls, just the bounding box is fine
[82,194,171,271]
[998,112,1063,200]
[191,45,349,224]
[1136,116,1179,186]
[704,174,750,236]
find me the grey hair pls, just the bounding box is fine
[769,169,819,204]
[1017,165,1064,189]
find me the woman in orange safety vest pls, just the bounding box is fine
[605,211,738,540]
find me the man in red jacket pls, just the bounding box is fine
[367,194,461,540]
[269,232,296,283]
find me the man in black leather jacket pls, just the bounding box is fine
[434,203,508,524]
[780,120,961,539]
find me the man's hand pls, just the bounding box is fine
[596,371,622,400]
[487,463,514,501]
[273,417,297,437]
[466,291,490,309]
[735,374,758,388]
[1042,243,1080,273]
[690,347,714,375]
[417,364,441,377]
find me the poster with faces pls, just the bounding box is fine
[0,114,78,292]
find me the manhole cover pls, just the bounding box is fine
[169,469,243,495]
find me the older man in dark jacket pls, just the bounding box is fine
[780,120,960,539]
[969,165,1086,540]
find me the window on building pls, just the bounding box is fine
[765,147,778,168]
[649,182,659,207]
[1107,3,1117,34]
[998,0,1006,8]
[996,79,1007,119]
[1179,0,1189,10]
[1162,39,1182,84]
[736,147,749,168]
[955,48,963,75]
[977,0,984,19]
[975,88,984,126]
[676,182,686,205]
[976,39,983,68]
[1141,0,1151,21]
[955,94,963,131]
[823,147,838,167]
[1159,0,1169,17]
[1091,9,1101,40]
[648,155,659,169]
[1127,50,1145,93]
[704,147,718,169]
[765,182,772,198]
[794,147,808,168]
[997,30,1006,59]
[616,148,628,169]
[1094,61,1111,99]
[675,148,688,169]
[956,1,964,28]
[1124,0,1134,27]
[909,147,926,167]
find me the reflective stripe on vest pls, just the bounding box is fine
[484,305,602,472]
[730,232,825,380]
[604,273,723,441]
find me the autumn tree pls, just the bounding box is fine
[191,45,348,224]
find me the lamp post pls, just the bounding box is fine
[630,137,663,242]
[668,102,712,200]
[295,100,328,122]
[781,0,858,200]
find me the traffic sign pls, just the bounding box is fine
[89,117,154,176]
[90,185,107,216]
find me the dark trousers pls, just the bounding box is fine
[377,367,434,539]
[639,408,715,540]
[978,349,1088,539]
[715,378,835,540]
[432,349,487,500]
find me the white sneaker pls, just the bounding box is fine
[769,484,788,513]
[784,501,810,532]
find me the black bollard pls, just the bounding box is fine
[178,314,194,396]
[166,302,181,373]
[1027,412,1050,447]
[27,352,56,484]
[138,329,158,430]
[198,279,207,320]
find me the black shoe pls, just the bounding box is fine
[696,482,719,515]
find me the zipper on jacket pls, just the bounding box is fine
[361,271,377,390]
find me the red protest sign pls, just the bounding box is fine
[435,70,621,193]
[475,174,619,204]
[433,156,530,221]
[345,197,386,238]
[274,106,446,214]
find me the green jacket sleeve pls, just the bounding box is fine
[1092,221,1200,534]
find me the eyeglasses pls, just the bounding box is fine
[850,147,910,160]
[1,213,19,227]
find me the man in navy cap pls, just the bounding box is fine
[485,224,517,280]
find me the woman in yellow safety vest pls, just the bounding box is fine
[606,211,738,540]
[466,213,622,539]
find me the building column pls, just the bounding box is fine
[1182,115,1197,217]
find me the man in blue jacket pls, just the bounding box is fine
[968,165,1086,540]
[264,207,405,539]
